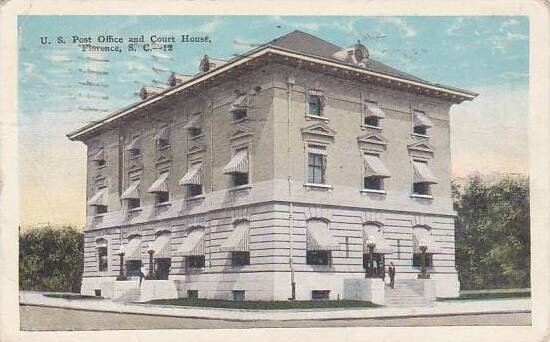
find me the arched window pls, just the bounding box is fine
[96,238,108,272]
[306,219,339,266]
[412,226,442,269]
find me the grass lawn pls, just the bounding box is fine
[44,293,104,300]
[437,288,530,301]
[148,298,380,310]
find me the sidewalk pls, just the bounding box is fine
[19,291,531,322]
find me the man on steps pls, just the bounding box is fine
[388,262,396,289]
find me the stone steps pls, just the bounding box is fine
[384,281,432,308]
[113,287,141,303]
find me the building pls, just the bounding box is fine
[67,30,477,302]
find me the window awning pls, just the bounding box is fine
[308,89,325,97]
[364,154,391,178]
[147,172,169,193]
[155,126,169,141]
[152,233,171,258]
[125,136,140,151]
[121,180,140,200]
[306,220,340,251]
[413,111,434,128]
[412,161,438,184]
[363,225,394,254]
[175,229,205,256]
[230,94,248,112]
[222,149,249,174]
[87,188,106,206]
[179,163,202,186]
[95,239,107,249]
[364,102,386,119]
[220,221,250,252]
[125,237,142,261]
[91,148,105,161]
[184,115,201,130]
[413,228,443,254]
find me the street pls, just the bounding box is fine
[20,305,531,330]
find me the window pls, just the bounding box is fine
[187,113,202,138]
[98,247,108,272]
[364,176,382,191]
[92,148,107,168]
[188,255,205,268]
[232,290,245,301]
[187,290,199,299]
[96,205,108,215]
[308,148,326,184]
[413,253,433,268]
[126,135,141,158]
[412,160,436,196]
[413,110,433,136]
[308,93,323,116]
[232,251,250,266]
[363,253,385,277]
[156,191,169,204]
[189,184,202,197]
[413,125,427,135]
[306,250,331,266]
[127,198,140,210]
[156,126,170,149]
[413,182,431,195]
[126,260,141,277]
[311,290,330,300]
[364,116,379,127]
[232,173,249,187]
[233,109,247,121]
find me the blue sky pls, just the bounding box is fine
[17,16,529,226]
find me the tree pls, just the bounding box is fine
[19,225,84,292]
[454,175,530,290]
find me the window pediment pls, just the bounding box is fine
[408,140,435,154]
[301,122,336,141]
[357,133,388,152]
[230,127,253,142]
[187,143,207,156]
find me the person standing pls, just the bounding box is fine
[388,262,396,289]
[139,265,146,286]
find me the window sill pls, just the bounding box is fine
[361,124,382,130]
[186,194,205,201]
[412,133,429,139]
[306,114,329,122]
[228,184,252,192]
[129,154,142,161]
[304,183,333,190]
[232,117,248,124]
[410,194,434,200]
[127,207,142,212]
[96,164,107,170]
[189,134,204,140]
[157,145,171,151]
[361,189,386,195]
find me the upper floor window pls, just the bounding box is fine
[88,186,108,215]
[156,125,170,149]
[185,113,202,138]
[363,153,391,192]
[413,110,433,136]
[307,145,326,185]
[179,162,203,197]
[223,148,249,187]
[121,178,141,210]
[230,93,248,121]
[91,148,106,168]
[363,101,386,128]
[412,160,438,196]
[125,135,141,158]
[308,89,325,117]
[147,171,170,204]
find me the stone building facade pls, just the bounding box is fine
[68,30,477,301]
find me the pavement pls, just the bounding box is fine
[19,291,531,322]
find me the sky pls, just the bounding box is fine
[17,16,529,227]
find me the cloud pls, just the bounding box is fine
[445,18,464,36]
[379,17,416,37]
[332,18,360,36]
[200,16,222,34]
[499,18,519,32]
[498,71,529,79]
[505,32,528,41]
[271,16,320,32]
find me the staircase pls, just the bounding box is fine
[385,279,434,307]
[113,287,142,303]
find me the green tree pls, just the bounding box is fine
[454,175,530,290]
[19,225,84,292]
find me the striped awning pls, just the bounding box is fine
[120,180,140,200]
[175,228,205,256]
[91,148,105,161]
[125,237,142,261]
[95,239,107,249]
[87,188,106,206]
[364,154,391,178]
[412,161,438,184]
[152,233,171,258]
[230,94,248,112]
[147,172,169,193]
[125,136,140,151]
[179,163,202,186]
[222,149,248,174]
[220,221,250,252]
[413,228,443,254]
[363,225,394,254]
[155,126,169,142]
[306,220,340,251]
[413,110,434,128]
[364,102,386,119]
[184,115,201,130]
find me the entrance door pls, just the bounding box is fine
[363,253,385,278]
[155,258,171,280]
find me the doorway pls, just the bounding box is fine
[155,258,171,280]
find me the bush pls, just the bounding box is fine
[19,226,83,293]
